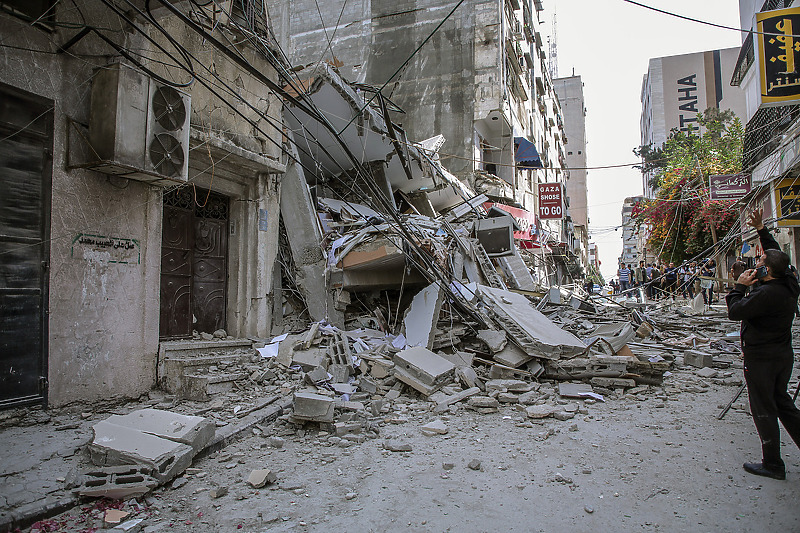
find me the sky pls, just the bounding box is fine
[544,0,744,280]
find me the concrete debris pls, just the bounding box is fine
[247,469,277,488]
[88,409,213,484]
[393,347,456,396]
[420,419,449,436]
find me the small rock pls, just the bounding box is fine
[247,469,277,488]
[467,396,500,409]
[209,486,228,498]
[345,492,357,500]
[467,459,481,471]
[526,404,556,419]
[420,419,449,436]
[384,440,413,452]
[266,436,285,448]
[200,332,214,341]
[171,477,188,490]
[584,505,594,514]
[442,462,455,470]
[212,329,227,338]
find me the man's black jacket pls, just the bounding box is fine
[726,227,800,357]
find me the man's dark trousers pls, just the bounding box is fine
[744,350,800,469]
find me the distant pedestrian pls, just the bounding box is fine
[701,259,716,305]
[618,264,632,293]
[635,261,645,288]
[663,262,679,300]
[649,264,661,299]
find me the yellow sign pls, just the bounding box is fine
[758,7,800,105]
[774,176,800,227]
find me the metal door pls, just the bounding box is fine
[160,187,228,339]
[0,83,52,407]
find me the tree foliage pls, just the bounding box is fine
[632,109,743,263]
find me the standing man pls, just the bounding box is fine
[727,208,800,480]
[635,261,645,288]
[663,262,679,300]
[618,263,631,293]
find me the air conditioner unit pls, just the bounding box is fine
[88,62,190,186]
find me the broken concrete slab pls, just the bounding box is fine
[492,343,534,368]
[477,285,586,359]
[104,409,215,454]
[292,392,336,423]
[384,440,413,452]
[696,367,718,378]
[292,347,328,371]
[586,322,636,355]
[393,346,456,396]
[89,421,195,483]
[420,419,449,436]
[557,382,595,399]
[439,350,474,368]
[485,379,533,393]
[403,282,445,349]
[476,329,507,353]
[433,386,481,412]
[247,469,277,488]
[590,377,636,389]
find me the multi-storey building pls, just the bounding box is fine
[732,0,800,268]
[619,196,644,267]
[267,0,576,283]
[553,75,589,274]
[640,48,747,197]
[0,1,286,407]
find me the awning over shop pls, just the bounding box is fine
[514,137,543,169]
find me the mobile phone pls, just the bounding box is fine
[755,265,769,279]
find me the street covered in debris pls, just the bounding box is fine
[3,293,800,532]
[4,0,800,531]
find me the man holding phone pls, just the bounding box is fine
[726,208,800,480]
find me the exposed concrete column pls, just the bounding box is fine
[367,161,397,212]
[240,172,281,338]
[280,140,343,327]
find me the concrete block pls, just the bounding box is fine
[684,349,713,369]
[526,404,556,419]
[292,392,335,422]
[457,366,479,389]
[292,347,327,371]
[328,363,352,383]
[392,347,456,396]
[247,469,277,488]
[89,421,195,483]
[78,465,158,499]
[696,367,718,378]
[486,379,532,392]
[104,409,215,454]
[304,366,329,384]
[590,377,636,389]
[477,329,507,352]
[358,377,378,394]
[334,421,363,436]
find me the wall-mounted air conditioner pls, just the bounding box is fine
[88,62,190,186]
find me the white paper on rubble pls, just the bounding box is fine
[257,333,289,358]
[392,333,407,349]
[328,235,350,267]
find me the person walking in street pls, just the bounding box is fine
[618,263,632,293]
[635,261,645,289]
[701,259,716,305]
[663,262,679,300]
[681,262,696,299]
[727,207,800,480]
[649,263,661,299]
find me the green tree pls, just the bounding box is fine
[632,109,743,263]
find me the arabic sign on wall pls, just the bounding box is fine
[774,177,800,227]
[709,173,752,200]
[71,233,140,264]
[757,7,800,106]
[537,183,563,220]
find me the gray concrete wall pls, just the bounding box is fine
[0,2,283,406]
[268,0,483,177]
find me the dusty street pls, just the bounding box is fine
[17,361,800,533]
